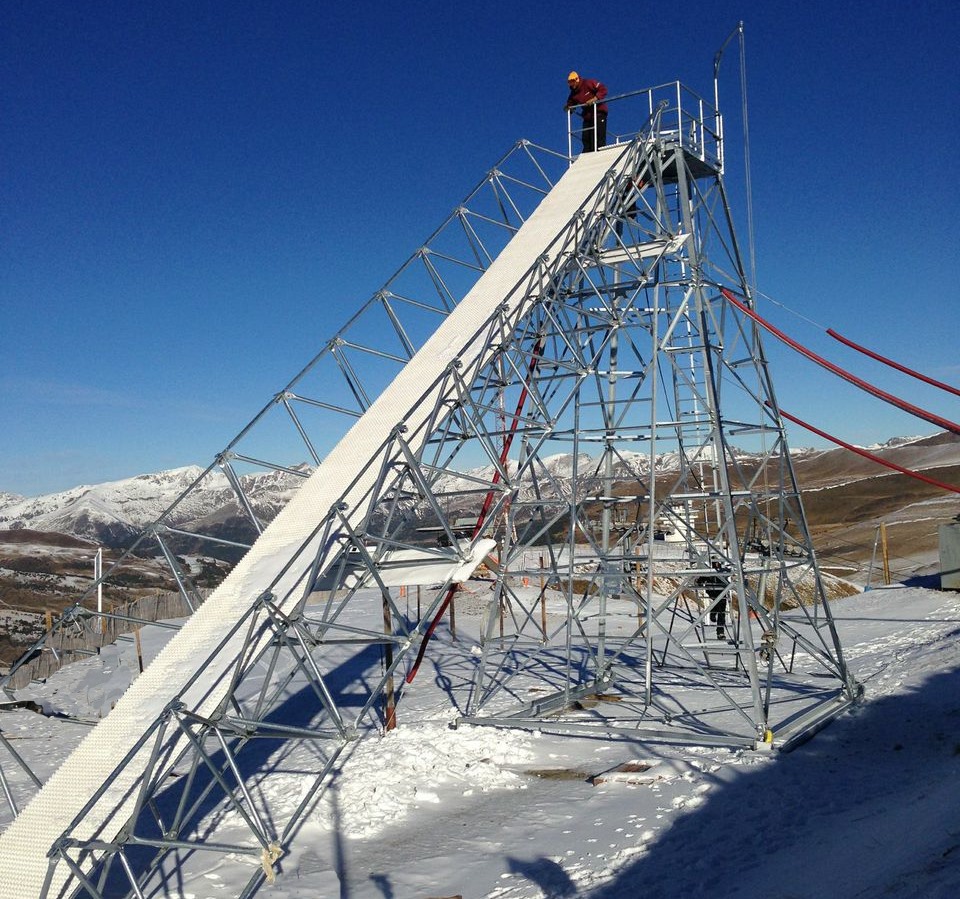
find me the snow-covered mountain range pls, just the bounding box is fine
[0,449,773,549]
[0,465,307,548]
[1,434,956,552]
[0,456,628,548]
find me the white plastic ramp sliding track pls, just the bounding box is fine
[0,146,628,899]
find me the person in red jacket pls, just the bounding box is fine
[565,71,608,152]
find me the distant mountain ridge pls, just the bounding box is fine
[2,433,957,553]
[0,465,307,549]
[0,448,791,548]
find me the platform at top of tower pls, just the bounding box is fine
[569,80,723,180]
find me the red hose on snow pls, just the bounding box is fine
[721,288,960,436]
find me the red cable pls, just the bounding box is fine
[721,288,960,436]
[826,328,960,398]
[406,337,546,683]
[776,406,960,495]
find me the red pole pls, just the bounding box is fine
[406,337,546,683]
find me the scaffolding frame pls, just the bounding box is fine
[1,83,860,898]
[1,140,571,700]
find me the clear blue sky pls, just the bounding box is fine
[3,1,958,496]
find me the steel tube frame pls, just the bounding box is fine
[6,87,860,899]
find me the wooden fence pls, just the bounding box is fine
[3,591,208,692]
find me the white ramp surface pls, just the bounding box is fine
[0,146,628,898]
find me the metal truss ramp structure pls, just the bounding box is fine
[0,83,859,898]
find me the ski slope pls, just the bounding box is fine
[0,145,630,898]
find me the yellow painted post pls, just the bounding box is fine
[880,522,891,586]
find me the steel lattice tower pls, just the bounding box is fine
[0,83,860,899]
[451,101,860,747]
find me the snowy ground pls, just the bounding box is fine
[2,583,960,898]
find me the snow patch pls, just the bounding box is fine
[313,722,535,839]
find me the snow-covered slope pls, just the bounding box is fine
[1,583,959,898]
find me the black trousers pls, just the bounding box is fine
[581,111,608,152]
[707,593,727,628]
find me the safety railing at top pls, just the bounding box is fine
[566,80,723,172]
